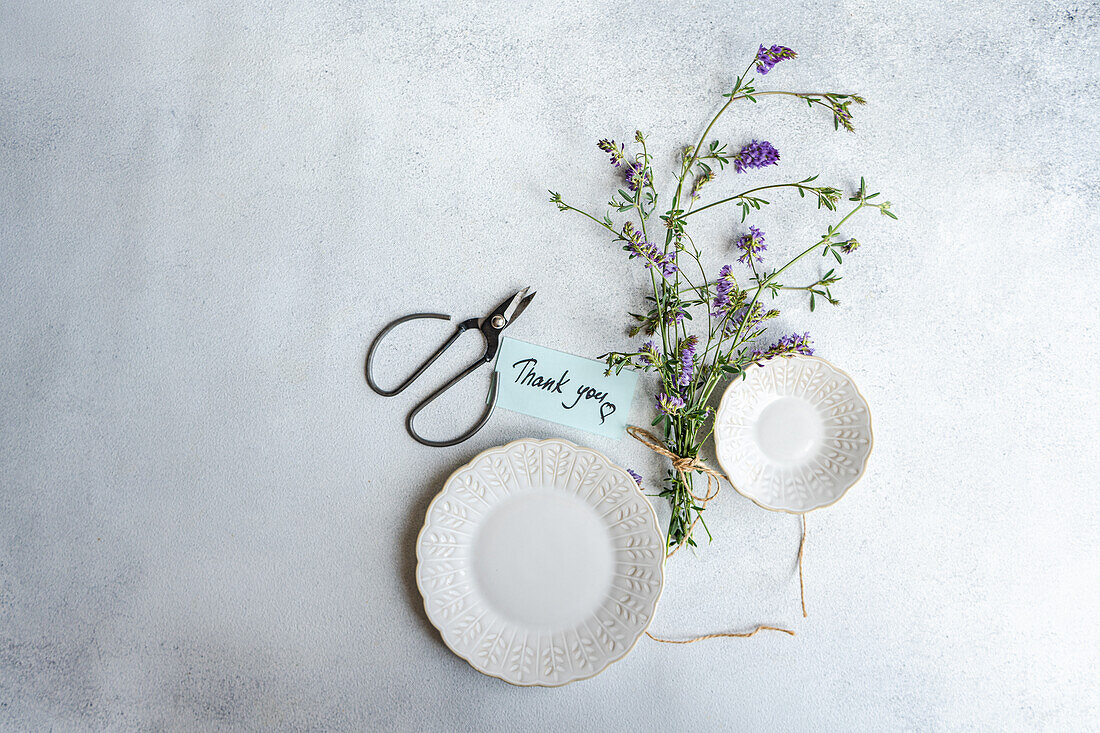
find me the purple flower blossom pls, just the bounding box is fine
[751,332,814,363]
[734,140,780,173]
[659,251,679,278]
[689,169,714,201]
[755,44,797,75]
[597,139,625,167]
[626,240,677,277]
[626,468,643,486]
[677,336,698,387]
[638,339,661,366]
[711,264,741,318]
[625,161,651,192]
[622,223,678,278]
[838,237,860,254]
[622,221,643,241]
[736,225,767,264]
[655,392,686,415]
[665,305,686,325]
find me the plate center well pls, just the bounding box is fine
[472,490,614,628]
[754,395,823,464]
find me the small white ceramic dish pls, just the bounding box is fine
[714,356,872,513]
[415,438,664,686]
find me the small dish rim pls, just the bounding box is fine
[713,355,874,515]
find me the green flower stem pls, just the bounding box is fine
[671,84,859,224]
[683,232,714,349]
[680,182,822,220]
[633,177,649,244]
[724,200,866,350]
[747,89,854,108]
[732,90,860,124]
[751,91,855,97]
[627,151,666,355]
[675,266,702,294]
[672,59,758,210]
[748,255,761,281]
[639,135,658,223]
[556,201,620,235]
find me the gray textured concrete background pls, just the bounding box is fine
[2,1,1098,730]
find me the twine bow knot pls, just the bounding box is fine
[626,426,724,505]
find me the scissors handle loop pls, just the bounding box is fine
[365,312,497,447]
[365,313,460,396]
[406,364,498,448]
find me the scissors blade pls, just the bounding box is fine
[506,289,536,324]
[487,287,536,328]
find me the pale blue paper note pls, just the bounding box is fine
[494,337,639,439]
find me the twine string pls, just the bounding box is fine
[627,424,809,643]
[645,625,795,643]
[625,426,724,503]
[798,513,807,618]
[626,426,724,560]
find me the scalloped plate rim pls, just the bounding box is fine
[713,355,874,514]
[414,437,665,687]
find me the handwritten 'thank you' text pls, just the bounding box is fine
[510,358,616,424]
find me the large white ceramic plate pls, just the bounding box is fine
[714,356,873,513]
[415,438,664,686]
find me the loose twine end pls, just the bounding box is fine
[646,625,795,644]
[627,424,809,642]
[798,513,808,618]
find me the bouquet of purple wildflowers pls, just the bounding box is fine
[550,45,896,550]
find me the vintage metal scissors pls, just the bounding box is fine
[365,287,536,447]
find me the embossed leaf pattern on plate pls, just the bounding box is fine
[714,356,873,513]
[415,438,665,686]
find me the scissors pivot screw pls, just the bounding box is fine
[490,315,506,329]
